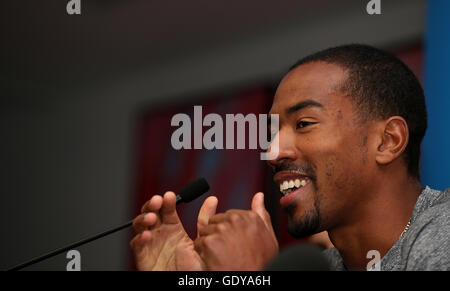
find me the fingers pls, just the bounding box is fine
[130,230,152,260]
[131,194,163,259]
[141,195,163,214]
[132,212,158,234]
[140,192,180,225]
[208,210,248,225]
[160,191,181,224]
[197,196,218,237]
[203,194,272,232]
[198,222,229,237]
[251,192,272,229]
[135,193,164,234]
[208,213,228,225]
[251,192,277,240]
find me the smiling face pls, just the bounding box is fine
[268,61,375,238]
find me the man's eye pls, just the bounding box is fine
[296,121,315,129]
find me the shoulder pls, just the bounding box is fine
[415,196,450,227]
[410,187,450,233]
[402,196,450,270]
[322,247,346,271]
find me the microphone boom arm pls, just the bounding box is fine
[6,178,209,271]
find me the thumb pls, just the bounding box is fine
[197,196,218,237]
[251,192,275,235]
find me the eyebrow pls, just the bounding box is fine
[285,99,323,115]
[268,99,324,127]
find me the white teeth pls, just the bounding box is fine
[279,178,309,195]
[288,181,294,188]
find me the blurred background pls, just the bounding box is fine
[1,0,448,270]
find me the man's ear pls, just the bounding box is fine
[375,116,409,165]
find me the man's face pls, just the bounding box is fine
[268,61,372,238]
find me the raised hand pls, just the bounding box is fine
[194,192,279,270]
[130,191,218,270]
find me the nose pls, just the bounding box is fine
[267,127,297,169]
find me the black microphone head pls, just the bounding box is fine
[177,178,210,203]
[264,244,330,271]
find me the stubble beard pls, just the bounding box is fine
[284,194,322,238]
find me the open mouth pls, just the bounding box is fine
[279,178,310,196]
[274,171,312,207]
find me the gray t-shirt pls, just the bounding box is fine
[323,186,450,271]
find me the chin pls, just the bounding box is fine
[286,208,321,239]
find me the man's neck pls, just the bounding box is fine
[327,171,422,270]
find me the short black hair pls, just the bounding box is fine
[289,44,427,180]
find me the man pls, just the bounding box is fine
[130,44,450,271]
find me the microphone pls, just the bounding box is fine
[175,178,210,203]
[264,244,330,271]
[7,178,210,271]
